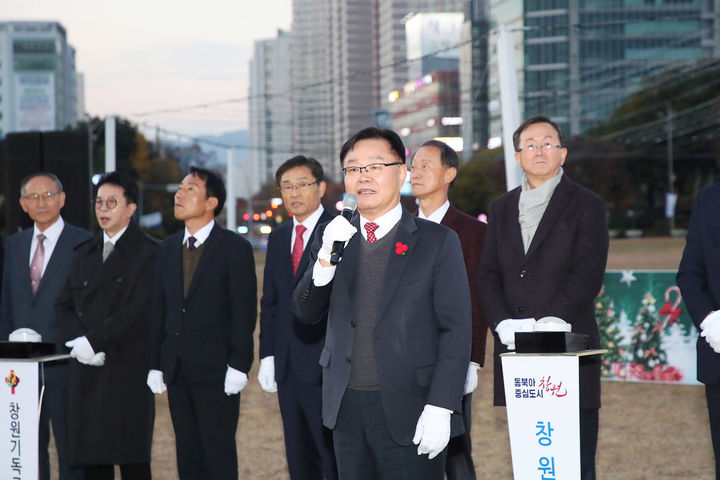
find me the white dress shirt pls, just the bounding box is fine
[182,219,215,248]
[29,217,65,276]
[417,200,450,224]
[313,202,403,286]
[103,225,129,246]
[290,205,325,254]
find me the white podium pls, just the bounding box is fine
[0,354,70,480]
[501,350,604,480]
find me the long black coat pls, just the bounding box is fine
[477,174,608,409]
[56,221,157,465]
[677,183,720,385]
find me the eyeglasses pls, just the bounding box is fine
[23,191,60,204]
[342,162,403,177]
[94,197,119,210]
[280,181,318,193]
[518,143,563,153]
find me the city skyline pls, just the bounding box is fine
[2,1,292,137]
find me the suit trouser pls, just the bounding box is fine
[705,383,720,479]
[83,463,151,480]
[333,389,447,480]
[167,366,240,480]
[445,392,476,480]
[39,362,84,480]
[278,370,338,480]
[580,408,599,480]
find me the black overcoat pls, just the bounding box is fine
[477,174,608,409]
[56,221,157,464]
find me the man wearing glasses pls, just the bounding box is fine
[0,172,92,480]
[258,155,337,480]
[294,127,472,479]
[57,172,156,479]
[478,115,608,480]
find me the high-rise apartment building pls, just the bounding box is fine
[329,0,375,180]
[290,0,337,179]
[0,21,81,139]
[248,30,293,194]
[376,0,466,113]
[459,0,489,157]
[490,0,719,139]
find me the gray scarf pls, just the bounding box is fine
[518,169,563,253]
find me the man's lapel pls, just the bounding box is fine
[375,210,418,322]
[293,210,333,287]
[505,188,526,260]
[18,229,33,296]
[35,226,70,297]
[525,175,573,259]
[185,224,223,299]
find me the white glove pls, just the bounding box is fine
[65,336,96,363]
[412,404,452,459]
[534,316,571,332]
[701,311,720,353]
[147,369,167,394]
[495,318,536,350]
[224,366,248,395]
[82,352,106,367]
[464,362,480,395]
[257,356,278,393]
[317,216,358,263]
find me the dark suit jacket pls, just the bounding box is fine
[477,174,608,409]
[293,209,472,445]
[260,209,335,384]
[56,221,156,464]
[441,204,488,367]
[677,183,720,385]
[151,223,257,384]
[0,221,93,356]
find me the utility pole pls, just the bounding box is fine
[496,25,523,191]
[105,115,116,173]
[666,104,676,233]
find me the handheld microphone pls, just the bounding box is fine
[330,194,358,265]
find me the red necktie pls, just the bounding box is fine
[365,222,378,244]
[292,224,307,275]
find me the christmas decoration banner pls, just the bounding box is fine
[598,270,698,385]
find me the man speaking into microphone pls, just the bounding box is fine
[294,127,472,479]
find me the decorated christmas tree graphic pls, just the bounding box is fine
[595,284,627,377]
[626,286,684,381]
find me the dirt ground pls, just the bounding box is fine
[51,236,715,479]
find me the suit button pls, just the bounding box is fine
[516,306,525,313]
[345,357,351,364]
[350,320,356,328]
[174,332,181,336]
[520,269,527,278]
[115,277,123,283]
[77,312,83,318]
[82,280,88,287]
[181,307,187,313]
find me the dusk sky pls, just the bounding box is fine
[3,1,292,136]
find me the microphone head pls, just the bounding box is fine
[342,194,358,212]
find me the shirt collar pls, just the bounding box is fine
[34,216,64,243]
[103,224,130,245]
[183,219,215,248]
[418,200,450,224]
[293,205,324,234]
[359,202,402,241]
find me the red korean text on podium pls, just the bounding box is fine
[0,342,68,480]
[501,332,605,480]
